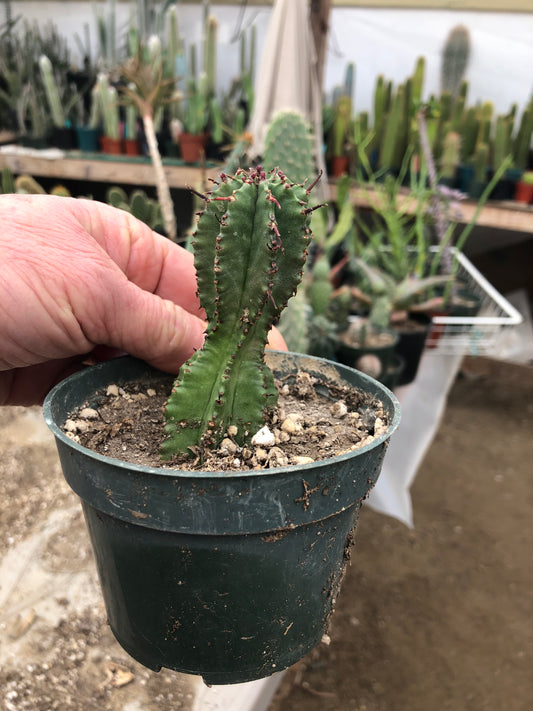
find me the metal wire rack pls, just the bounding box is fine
[425,248,523,355]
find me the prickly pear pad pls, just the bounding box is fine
[162,167,316,459]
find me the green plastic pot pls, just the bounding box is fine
[43,352,400,685]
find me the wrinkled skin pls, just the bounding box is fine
[0,194,286,406]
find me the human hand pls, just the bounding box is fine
[0,194,287,406]
[0,194,210,405]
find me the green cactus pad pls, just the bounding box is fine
[263,110,315,185]
[162,167,315,459]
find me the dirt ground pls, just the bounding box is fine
[269,357,533,711]
[0,356,531,711]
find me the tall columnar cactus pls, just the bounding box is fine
[512,104,533,171]
[441,25,470,101]
[440,130,461,179]
[263,110,315,185]
[379,84,405,172]
[162,167,316,459]
[203,15,218,98]
[39,54,65,129]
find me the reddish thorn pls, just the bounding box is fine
[303,202,328,215]
[188,185,209,201]
[306,171,323,194]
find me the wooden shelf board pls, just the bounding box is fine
[1,150,532,235]
[328,181,533,234]
[0,150,220,189]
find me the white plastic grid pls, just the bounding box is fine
[425,248,523,354]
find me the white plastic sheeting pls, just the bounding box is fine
[11,3,533,119]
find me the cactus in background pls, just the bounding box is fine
[1,166,14,194]
[460,106,480,163]
[411,56,425,109]
[38,54,65,129]
[14,174,47,194]
[512,103,533,171]
[379,84,405,172]
[330,95,352,157]
[88,84,101,131]
[209,96,223,144]
[203,15,218,99]
[441,25,471,101]
[493,114,513,172]
[263,110,315,185]
[440,130,460,179]
[308,255,333,317]
[95,74,120,139]
[125,95,138,140]
[451,80,468,131]
[277,286,309,354]
[473,142,489,183]
[162,167,316,458]
[106,186,165,233]
[370,74,389,159]
[343,62,355,101]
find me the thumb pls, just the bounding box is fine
[105,283,206,373]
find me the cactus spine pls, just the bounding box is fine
[162,167,315,458]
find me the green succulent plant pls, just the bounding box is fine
[162,166,317,459]
[353,258,451,330]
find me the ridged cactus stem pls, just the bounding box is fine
[162,167,318,459]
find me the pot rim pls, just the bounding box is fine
[43,351,401,480]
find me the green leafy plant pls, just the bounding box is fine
[352,258,450,329]
[162,167,318,459]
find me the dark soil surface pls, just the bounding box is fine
[0,356,531,710]
[66,370,388,470]
[268,357,533,711]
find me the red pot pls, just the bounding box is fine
[123,139,140,156]
[179,133,208,163]
[329,155,349,178]
[514,180,533,204]
[100,136,124,155]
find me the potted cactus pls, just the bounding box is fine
[43,167,400,685]
[328,95,352,177]
[75,82,101,152]
[94,74,122,154]
[38,54,78,149]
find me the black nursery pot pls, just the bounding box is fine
[43,352,400,685]
[393,314,432,386]
[49,126,77,150]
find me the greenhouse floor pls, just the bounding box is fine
[0,356,532,711]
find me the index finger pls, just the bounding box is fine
[76,198,203,317]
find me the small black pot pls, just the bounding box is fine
[336,322,399,382]
[44,352,400,685]
[379,354,405,391]
[393,314,432,386]
[49,126,77,150]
